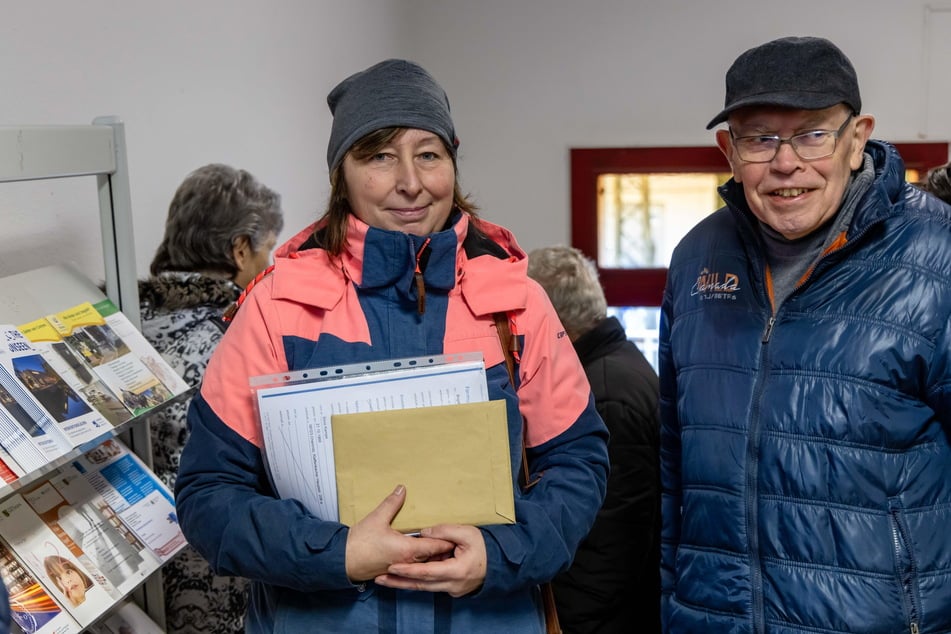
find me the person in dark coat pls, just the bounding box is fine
[528,245,660,633]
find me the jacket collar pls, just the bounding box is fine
[138,272,240,312]
[572,316,627,364]
[267,213,531,316]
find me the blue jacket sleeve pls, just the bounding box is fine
[175,394,354,592]
[479,395,609,597]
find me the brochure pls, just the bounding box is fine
[45,301,188,418]
[0,438,26,485]
[0,327,75,463]
[0,538,81,634]
[72,439,186,562]
[18,318,131,429]
[85,598,163,634]
[22,465,162,597]
[0,493,119,628]
[0,389,49,474]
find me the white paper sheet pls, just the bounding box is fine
[255,354,488,521]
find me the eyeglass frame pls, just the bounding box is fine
[728,113,855,163]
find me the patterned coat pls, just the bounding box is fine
[138,272,248,634]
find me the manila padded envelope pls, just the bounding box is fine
[331,399,516,533]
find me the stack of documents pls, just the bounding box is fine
[253,354,515,532]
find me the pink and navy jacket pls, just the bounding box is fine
[175,211,609,633]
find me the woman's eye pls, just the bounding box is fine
[419,151,439,161]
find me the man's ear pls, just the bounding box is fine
[715,128,741,182]
[849,114,876,170]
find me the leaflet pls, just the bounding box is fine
[71,439,186,562]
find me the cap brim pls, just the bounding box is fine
[706,92,848,129]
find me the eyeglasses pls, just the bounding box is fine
[729,114,854,163]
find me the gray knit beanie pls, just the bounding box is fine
[326,59,458,173]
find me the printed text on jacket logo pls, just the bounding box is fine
[691,267,740,300]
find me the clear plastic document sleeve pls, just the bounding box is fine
[251,353,515,530]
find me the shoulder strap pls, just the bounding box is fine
[493,312,528,486]
[492,312,563,634]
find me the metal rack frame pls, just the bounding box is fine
[0,116,165,629]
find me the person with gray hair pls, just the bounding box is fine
[528,245,660,633]
[175,59,608,633]
[139,163,283,633]
[149,163,283,285]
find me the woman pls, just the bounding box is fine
[175,59,609,633]
[139,163,283,633]
[44,555,93,608]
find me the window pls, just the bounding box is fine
[571,142,949,370]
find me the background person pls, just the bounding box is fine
[139,163,283,633]
[660,35,951,632]
[527,245,660,633]
[175,58,609,633]
[921,160,951,205]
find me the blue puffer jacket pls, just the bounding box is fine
[659,140,951,633]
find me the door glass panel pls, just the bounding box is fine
[608,305,661,372]
[597,172,730,268]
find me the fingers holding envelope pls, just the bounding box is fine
[345,485,455,583]
[375,524,487,597]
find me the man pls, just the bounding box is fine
[528,245,660,633]
[659,36,951,633]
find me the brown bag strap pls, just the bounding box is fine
[493,312,563,634]
[493,312,529,486]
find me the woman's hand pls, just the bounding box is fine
[345,485,454,582]
[375,524,487,597]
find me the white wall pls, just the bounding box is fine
[0,0,410,280]
[405,0,951,252]
[1,0,949,282]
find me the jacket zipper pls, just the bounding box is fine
[730,189,886,633]
[748,321,771,634]
[889,499,922,633]
[761,316,775,343]
[413,237,431,314]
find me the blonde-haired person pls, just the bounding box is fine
[528,245,660,633]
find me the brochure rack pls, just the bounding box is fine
[0,117,168,629]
